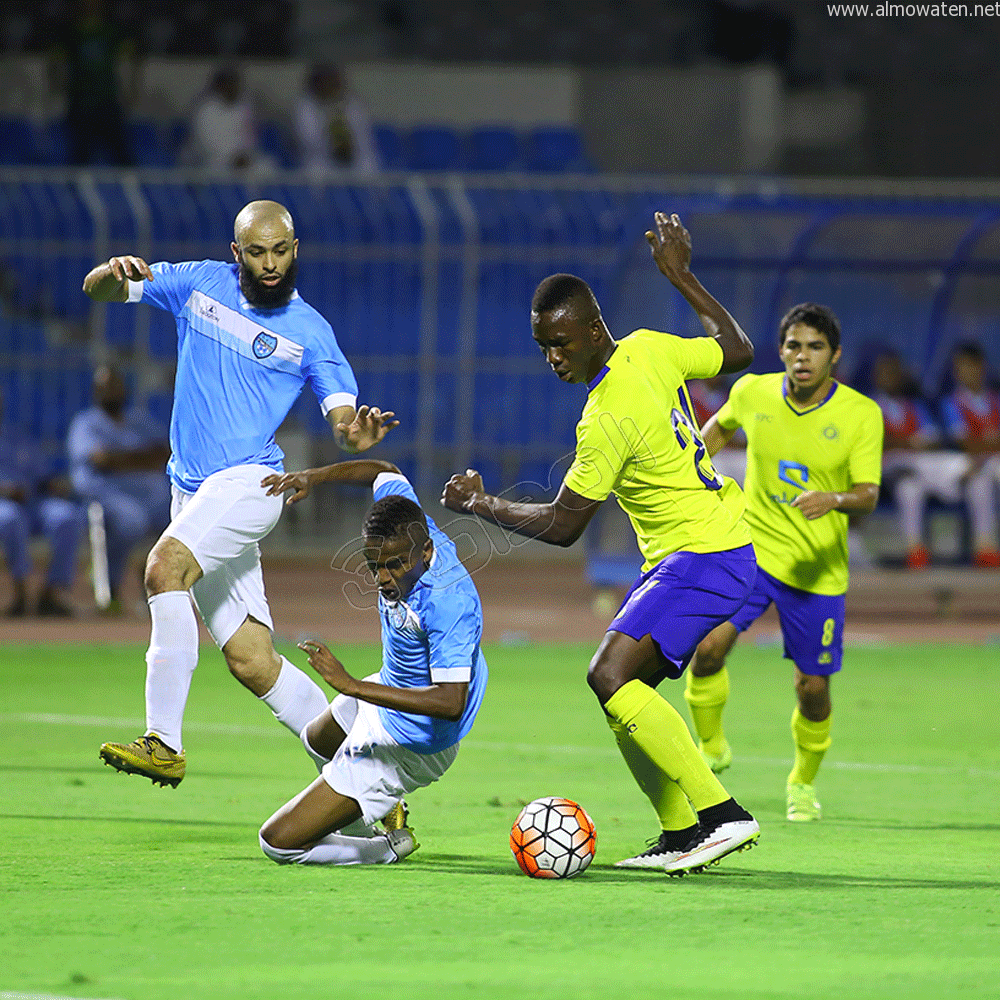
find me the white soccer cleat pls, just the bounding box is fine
[615,831,691,870]
[661,818,760,876]
[386,827,419,863]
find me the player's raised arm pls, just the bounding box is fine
[326,404,399,454]
[262,458,401,504]
[646,212,753,374]
[82,256,154,302]
[441,469,601,547]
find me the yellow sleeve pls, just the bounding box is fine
[849,400,884,486]
[562,409,625,502]
[714,373,752,431]
[634,330,723,380]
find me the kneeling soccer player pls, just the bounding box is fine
[257,459,488,866]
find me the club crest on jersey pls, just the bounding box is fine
[252,331,278,358]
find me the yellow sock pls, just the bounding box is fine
[604,679,728,812]
[684,668,729,755]
[606,716,697,831]
[788,706,832,786]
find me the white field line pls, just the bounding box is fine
[3,712,998,779]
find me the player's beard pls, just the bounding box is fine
[240,258,297,309]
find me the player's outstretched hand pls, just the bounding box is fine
[337,405,400,453]
[645,211,691,283]
[298,640,354,693]
[261,470,313,504]
[791,491,839,521]
[441,469,485,512]
[108,255,154,283]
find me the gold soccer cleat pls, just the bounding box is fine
[381,799,410,832]
[99,734,186,788]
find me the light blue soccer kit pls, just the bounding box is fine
[126,260,358,646]
[322,472,488,823]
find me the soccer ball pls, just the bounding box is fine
[510,796,597,879]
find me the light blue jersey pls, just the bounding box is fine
[127,260,358,493]
[373,473,488,754]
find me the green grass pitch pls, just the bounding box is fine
[2,639,998,1000]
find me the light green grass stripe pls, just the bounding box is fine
[4,711,999,778]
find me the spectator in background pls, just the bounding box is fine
[0,390,83,617]
[870,349,970,570]
[67,365,171,615]
[294,64,379,176]
[688,373,747,485]
[50,0,137,167]
[941,342,1000,568]
[187,67,274,173]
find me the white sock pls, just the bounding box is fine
[144,591,200,753]
[259,656,330,738]
[894,476,926,546]
[259,829,395,866]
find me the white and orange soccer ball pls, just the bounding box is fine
[510,796,597,879]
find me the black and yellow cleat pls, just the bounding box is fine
[99,734,186,788]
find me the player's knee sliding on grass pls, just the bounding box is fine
[85,200,398,788]
[443,213,761,875]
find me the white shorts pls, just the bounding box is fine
[165,464,284,648]
[322,676,459,825]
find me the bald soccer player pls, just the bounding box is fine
[83,200,398,789]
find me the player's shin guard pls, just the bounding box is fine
[260,656,330,738]
[606,716,697,831]
[684,667,729,756]
[788,706,832,786]
[144,590,200,752]
[604,680,728,812]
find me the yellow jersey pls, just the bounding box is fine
[562,329,751,571]
[715,372,883,595]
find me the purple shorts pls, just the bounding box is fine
[730,567,845,676]
[610,544,756,680]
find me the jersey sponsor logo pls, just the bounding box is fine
[252,331,278,358]
[754,412,773,421]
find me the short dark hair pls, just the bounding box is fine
[778,302,841,353]
[363,495,428,546]
[531,273,601,325]
[953,340,986,363]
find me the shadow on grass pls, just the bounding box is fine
[403,856,1000,891]
[689,867,1000,892]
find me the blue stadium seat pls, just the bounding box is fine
[406,127,462,171]
[259,120,297,170]
[523,127,593,173]
[128,119,175,168]
[0,118,39,165]
[466,128,522,172]
[373,126,403,170]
